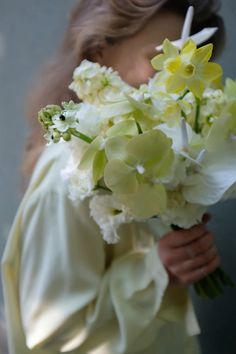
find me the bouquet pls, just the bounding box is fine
[38,7,235,299]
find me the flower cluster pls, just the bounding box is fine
[69,59,133,105]
[39,39,236,242]
[38,6,236,299]
[38,34,236,301]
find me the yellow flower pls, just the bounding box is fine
[152,39,223,98]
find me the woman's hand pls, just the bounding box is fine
[157,214,221,286]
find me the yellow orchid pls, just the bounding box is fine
[152,39,223,98]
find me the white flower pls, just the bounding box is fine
[166,155,191,188]
[43,127,55,145]
[52,110,79,132]
[156,122,203,156]
[75,103,105,137]
[61,155,95,201]
[160,190,207,228]
[89,195,138,244]
[222,182,236,200]
[201,89,225,119]
[183,142,236,205]
[69,60,132,105]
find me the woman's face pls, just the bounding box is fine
[95,9,184,87]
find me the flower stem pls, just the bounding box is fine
[70,128,93,143]
[194,283,207,298]
[93,184,111,192]
[136,121,143,134]
[194,97,201,133]
[215,268,235,288]
[177,89,190,101]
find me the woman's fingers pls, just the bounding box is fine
[169,244,219,275]
[184,231,214,258]
[157,216,222,286]
[176,254,221,285]
[160,231,214,266]
[163,224,208,248]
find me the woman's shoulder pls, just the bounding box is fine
[27,142,71,197]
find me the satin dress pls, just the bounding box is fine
[1,142,202,354]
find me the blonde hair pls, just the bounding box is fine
[22,0,224,188]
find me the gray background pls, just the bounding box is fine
[0,1,235,353]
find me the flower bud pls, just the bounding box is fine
[62,131,72,141]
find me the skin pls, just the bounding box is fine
[94,9,221,286]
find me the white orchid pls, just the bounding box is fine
[52,110,79,133]
[183,142,236,205]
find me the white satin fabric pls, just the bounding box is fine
[1,142,201,354]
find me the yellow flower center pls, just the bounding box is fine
[183,63,195,78]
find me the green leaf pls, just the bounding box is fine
[92,150,107,184]
[79,136,104,170]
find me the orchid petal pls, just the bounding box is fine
[183,143,236,205]
[118,183,167,218]
[104,159,137,194]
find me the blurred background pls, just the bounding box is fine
[0,1,236,353]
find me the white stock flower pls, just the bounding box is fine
[61,155,95,201]
[89,195,137,244]
[69,60,132,105]
[160,190,207,228]
[200,89,226,129]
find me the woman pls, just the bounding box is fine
[2,1,224,353]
